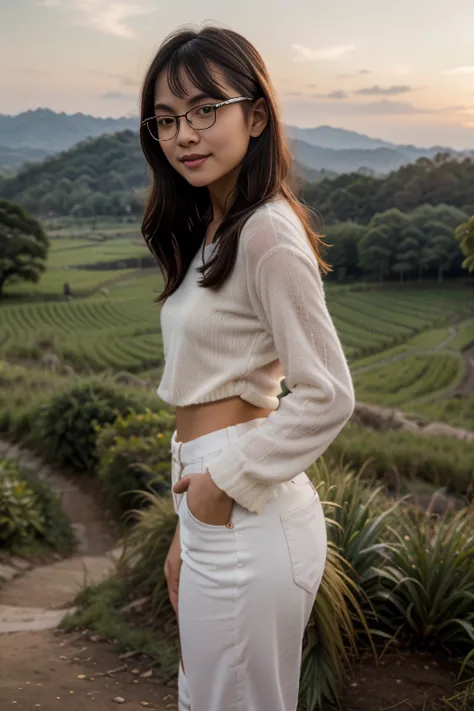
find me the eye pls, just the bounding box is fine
[156,116,175,126]
[195,105,214,116]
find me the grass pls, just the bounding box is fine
[61,577,179,677]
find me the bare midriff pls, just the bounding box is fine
[175,395,273,443]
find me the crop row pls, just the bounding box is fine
[354,352,465,407]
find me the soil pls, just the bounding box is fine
[0,628,178,710]
[341,648,457,711]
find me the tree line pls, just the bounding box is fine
[323,204,472,283]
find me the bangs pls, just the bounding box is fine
[166,43,230,101]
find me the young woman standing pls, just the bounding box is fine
[139,25,355,711]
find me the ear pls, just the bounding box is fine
[249,98,268,138]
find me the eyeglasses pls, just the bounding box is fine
[141,96,253,142]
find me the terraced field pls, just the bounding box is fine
[1,222,473,428]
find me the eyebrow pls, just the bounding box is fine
[154,92,216,114]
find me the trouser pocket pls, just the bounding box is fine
[280,494,327,595]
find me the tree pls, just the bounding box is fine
[0,199,49,296]
[455,216,474,273]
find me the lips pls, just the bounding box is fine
[179,154,211,169]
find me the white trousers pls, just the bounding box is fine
[170,418,327,711]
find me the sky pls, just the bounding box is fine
[1,0,474,148]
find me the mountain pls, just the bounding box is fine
[1,128,472,222]
[290,139,417,175]
[0,109,471,178]
[0,108,137,154]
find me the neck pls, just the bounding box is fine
[207,166,240,222]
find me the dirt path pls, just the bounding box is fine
[0,440,179,710]
[0,629,178,710]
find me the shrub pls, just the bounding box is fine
[373,506,474,663]
[0,458,75,554]
[96,410,175,520]
[0,459,44,545]
[33,380,154,472]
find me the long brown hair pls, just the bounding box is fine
[139,25,329,303]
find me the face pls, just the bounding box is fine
[152,66,267,194]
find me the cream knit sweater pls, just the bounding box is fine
[158,197,355,513]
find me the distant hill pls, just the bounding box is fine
[1,109,472,177]
[0,129,327,216]
[0,108,137,158]
[1,128,473,223]
[290,138,414,175]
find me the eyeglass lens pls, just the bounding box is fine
[147,105,217,141]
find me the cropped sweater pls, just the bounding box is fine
[157,197,355,513]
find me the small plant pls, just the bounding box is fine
[374,506,474,662]
[0,458,75,554]
[96,409,174,520]
[0,460,44,544]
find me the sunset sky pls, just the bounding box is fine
[1,0,474,148]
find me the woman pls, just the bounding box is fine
[139,25,355,711]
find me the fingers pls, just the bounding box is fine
[173,474,190,494]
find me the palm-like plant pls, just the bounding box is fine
[373,506,474,663]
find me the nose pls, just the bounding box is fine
[176,116,199,145]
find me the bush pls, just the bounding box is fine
[0,459,44,545]
[0,458,75,554]
[373,506,474,664]
[33,380,155,472]
[96,410,175,520]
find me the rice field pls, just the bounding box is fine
[1,227,473,428]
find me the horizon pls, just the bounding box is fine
[1,1,474,149]
[0,107,467,152]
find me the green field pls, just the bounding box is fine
[1,226,473,429]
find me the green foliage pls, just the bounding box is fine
[0,199,50,296]
[0,458,75,554]
[455,215,474,273]
[0,459,44,544]
[374,507,474,660]
[325,203,467,282]
[302,155,474,225]
[34,380,152,472]
[328,421,474,496]
[0,131,145,218]
[354,352,465,407]
[96,409,175,520]
[310,460,396,605]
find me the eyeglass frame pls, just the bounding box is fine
[141,96,254,142]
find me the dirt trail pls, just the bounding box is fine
[0,440,179,710]
[0,629,178,710]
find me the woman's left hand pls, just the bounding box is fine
[173,471,234,526]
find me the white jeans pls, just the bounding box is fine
[170,418,327,711]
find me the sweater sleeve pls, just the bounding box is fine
[205,205,355,514]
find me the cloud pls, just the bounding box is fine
[285,97,469,117]
[443,66,474,75]
[338,69,371,78]
[312,90,349,100]
[37,0,154,39]
[292,43,355,62]
[355,84,414,96]
[101,91,137,100]
[90,69,141,87]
